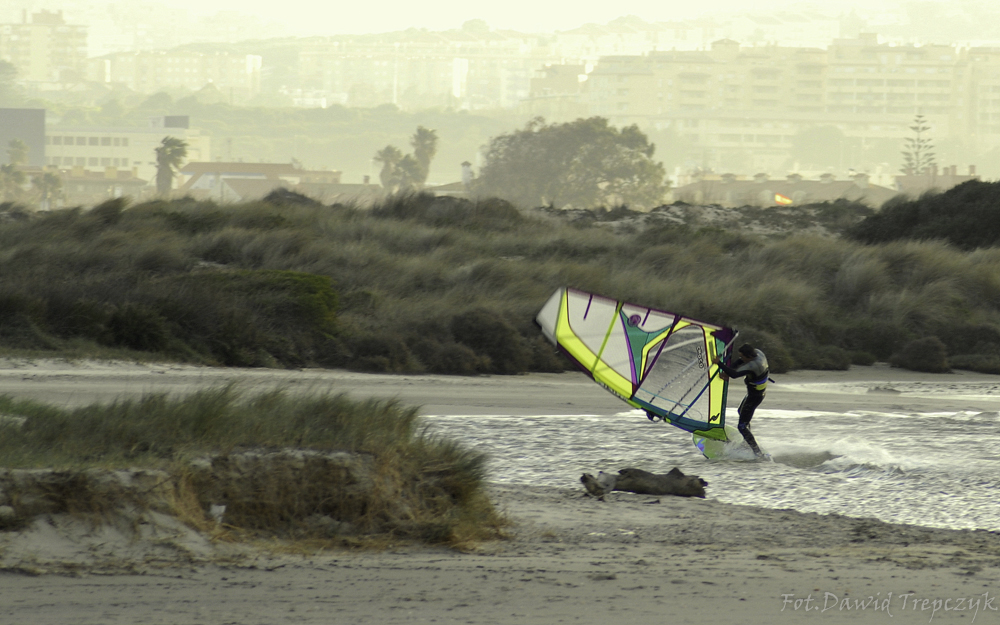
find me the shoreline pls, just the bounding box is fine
[2,358,999,415]
[2,482,999,623]
[1,360,999,623]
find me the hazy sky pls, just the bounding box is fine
[170,0,870,36]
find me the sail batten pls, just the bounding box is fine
[536,287,737,442]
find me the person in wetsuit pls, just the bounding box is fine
[713,343,769,457]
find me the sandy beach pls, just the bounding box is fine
[1,360,1000,624]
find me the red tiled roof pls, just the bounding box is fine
[180,162,301,176]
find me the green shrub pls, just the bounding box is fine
[931,322,1000,359]
[844,319,915,360]
[0,292,58,350]
[344,332,413,372]
[726,328,794,374]
[850,351,878,366]
[889,336,950,373]
[87,197,127,226]
[832,250,891,307]
[104,303,170,352]
[793,344,852,371]
[846,179,1000,250]
[160,208,231,234]
[43,296,109,340]
[410,338,488,375]
[134,244,192,274]
[2,195,1000,377]
[949,354,1000,374]
[450,308,531,375]
[526,335,576,373]
[148,270,338,366]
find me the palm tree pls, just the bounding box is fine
[410,126,438,185]
[32,171,62,210]
[6,138,28,166]
[155,136,188,197]
[0,164,26,201]
[396,154,423,191]
[373,145,403,191]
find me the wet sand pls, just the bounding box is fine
[2,358,998,415]
[1,360,999,624]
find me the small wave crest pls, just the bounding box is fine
[768,436,911,476]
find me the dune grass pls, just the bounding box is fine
[1,193,999,374]
[0,386,505,545]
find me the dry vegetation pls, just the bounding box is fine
[2,191,998,374]
[0,387,505,546]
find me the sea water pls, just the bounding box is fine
[422,390,1000,532]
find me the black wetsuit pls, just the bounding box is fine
[717,350,769,456]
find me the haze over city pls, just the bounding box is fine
[6,0,872,37]
[6,0,1000,41]
[158,0,847,36]
[4,0,1000,208]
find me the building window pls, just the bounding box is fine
[76,157,86,165]
[122,138,129,147]
[101,137,111,146]
[76,137,87,145]
[52,136,62,145]
[89,157,99,165]
[114,138,121,146]
[101,158,111,166]
[89,137,99,146]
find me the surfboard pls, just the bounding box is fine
[693,424,770,461]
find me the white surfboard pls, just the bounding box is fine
[693,424,769,461]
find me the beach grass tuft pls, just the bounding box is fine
[0,387,506,546]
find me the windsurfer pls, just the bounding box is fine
[713,343,769,457]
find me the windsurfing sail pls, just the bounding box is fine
[536,287,737,441]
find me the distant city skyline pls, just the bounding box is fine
[7,0,1000,48]
[5,0,895,37]
[171,0,818,35]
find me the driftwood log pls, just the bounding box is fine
[581,467,707,499]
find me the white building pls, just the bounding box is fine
[44,117,210,183]
[86,50,262,101]
[0,10,87,84]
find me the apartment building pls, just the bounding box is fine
[585,35,1000,172]
[86,50,262,101]
[966,47,1000,151]
[0,10,86,84]
[296,30,560,110]
[44,118,210,183]
[518,64,589,121]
